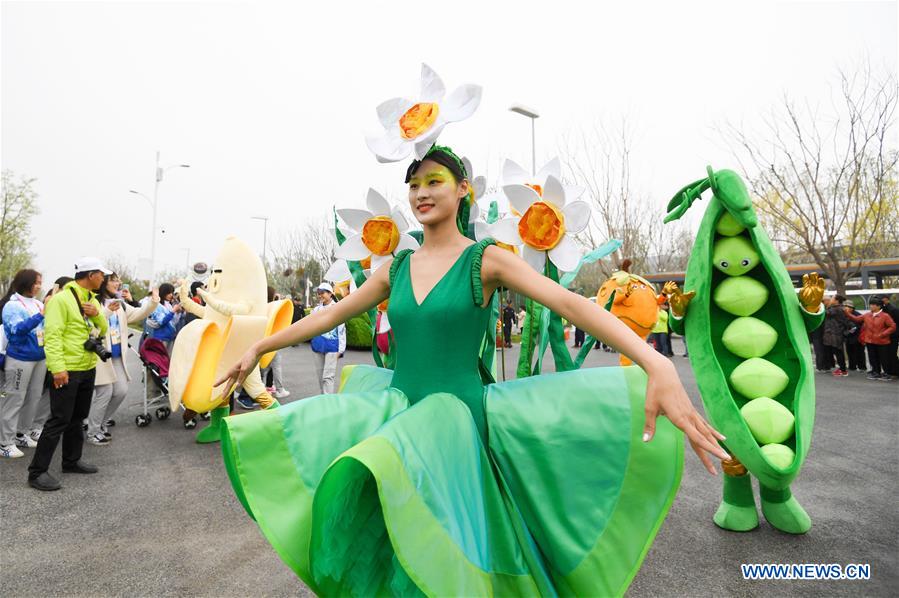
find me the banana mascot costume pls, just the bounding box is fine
[169,237,293,443]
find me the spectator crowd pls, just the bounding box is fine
[0,258,340,492]
[2,258,895,492]
[812,294,898,380]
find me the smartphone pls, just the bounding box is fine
[122,283,130,291]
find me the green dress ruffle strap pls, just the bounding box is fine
[470,238,497,307]
[220,239,684,597]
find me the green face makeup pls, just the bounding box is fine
[408,164,456,190]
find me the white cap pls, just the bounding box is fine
[316,282,334,294]
[74,256,112,275]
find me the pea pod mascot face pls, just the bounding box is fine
[169,236,293,443]
[664,167,824,534]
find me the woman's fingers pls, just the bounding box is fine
[693,423,730,461]
[214,364,240,389]
[693,411,726,442]
[678,411,729,461]
[643,406,659,442]
[689,436,718,475]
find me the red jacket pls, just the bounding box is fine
[846,310,896,345]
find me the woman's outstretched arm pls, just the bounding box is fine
[481,245,730,474]
[215,261,392,392]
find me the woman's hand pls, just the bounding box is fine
[643,358,729,475]
[215,343,262,397]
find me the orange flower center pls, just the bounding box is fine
[399,103,439,140]
[361,216,400,256]
[518,201,566,251]
[334,280,351,298]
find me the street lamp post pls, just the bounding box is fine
[505,105,541,380]
[130,151,189,288]
[509,104,540,176]
[251,216,269,265]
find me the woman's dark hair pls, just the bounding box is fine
[97,272,120,302]
[158,283,175,300]
[404,146,467,183]
[0,269,42,313]
[189,281,204,297]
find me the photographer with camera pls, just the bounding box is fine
[27,258,110,491]
[85,273,159,445]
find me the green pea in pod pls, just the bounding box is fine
[665,166,824,534]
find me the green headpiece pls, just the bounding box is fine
[405,144,476,238]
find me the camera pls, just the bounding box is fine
[84,336,112,362]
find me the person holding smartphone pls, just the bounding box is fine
[85,273,159,445]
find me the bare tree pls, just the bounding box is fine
[267,216,336,301]
[722,64,898,294]
[559,118,690,284]
[1,170,40,289]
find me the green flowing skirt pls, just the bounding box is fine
[221,365,683,597]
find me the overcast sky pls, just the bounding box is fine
[2,0,896,285]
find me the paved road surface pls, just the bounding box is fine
[1,339,896,596]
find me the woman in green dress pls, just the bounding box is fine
[217,147,728,597]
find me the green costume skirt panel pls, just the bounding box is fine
[221,364,683,597]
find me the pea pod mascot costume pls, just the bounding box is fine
[663,166,825,534]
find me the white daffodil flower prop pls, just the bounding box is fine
[488,174,591,272]
[499,157,585,215]
[323,259,360,296]
[335,188,420,272]
[366,63,482,163]
[462,156,487,225]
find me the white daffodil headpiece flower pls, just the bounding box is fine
[335,188,420,271]
[366,64,482,163]
[461,156,486,225]
[487,174,591,273]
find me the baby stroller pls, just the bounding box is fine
[133,337,172,427]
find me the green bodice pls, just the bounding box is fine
[387,239,496,437]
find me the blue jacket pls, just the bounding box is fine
[2,296,46,362]
[311,303,346,354]
[146,303,181,342]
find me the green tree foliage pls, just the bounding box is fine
[345,311,372,349]
[1,170,40,289]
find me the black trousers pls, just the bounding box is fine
[887,339,899,375]
[825,344,846,370]
[866,345,891,376]
[28,368,96,479]
[846,342,867,370]
[811,328,832,370]
[573,327,586,347]
[503,323,512,345]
